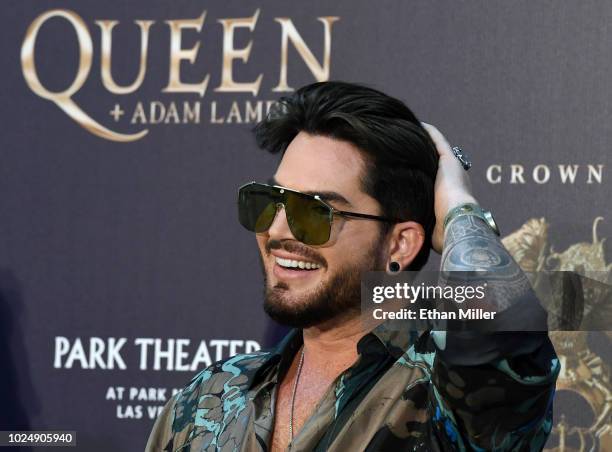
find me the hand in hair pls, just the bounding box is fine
[421,123,478,253]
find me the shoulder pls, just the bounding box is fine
[146,350,272,451]
[177,349,273,404]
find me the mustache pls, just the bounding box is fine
[265,239,327,267]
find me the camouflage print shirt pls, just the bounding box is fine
[146,322,559,451]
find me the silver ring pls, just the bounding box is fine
[451,146,472,171]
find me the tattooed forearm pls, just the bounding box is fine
[441,215,533,312]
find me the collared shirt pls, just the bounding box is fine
[146,322,558,451]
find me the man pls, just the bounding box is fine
[146,82,558,451]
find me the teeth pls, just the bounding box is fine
[275,257,321,269]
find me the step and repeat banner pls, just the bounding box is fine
[0,1,610,451]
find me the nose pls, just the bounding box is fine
[267,202,295,241]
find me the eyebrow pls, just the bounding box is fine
[268,177,352,206]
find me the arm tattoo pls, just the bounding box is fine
[441,215,533,312]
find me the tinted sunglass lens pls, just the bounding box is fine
[238,186,278,232]
[285,193,332,245]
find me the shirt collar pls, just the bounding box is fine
[248,321,418,390]
[248,328,302,390]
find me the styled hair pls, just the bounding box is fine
[253,81,439,270]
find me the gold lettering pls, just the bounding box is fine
[210,101,224,124]
[244,100,262,122]
[587,164,604,184]
[510,164,525,184]
[227,101,242,123]
[215,9,262,96]
[163,12,209,97]
[486,164,502,184]
[273,16,339,92]
[131,102,147,123]
[96,20,154,94]
[165,102,180,123]
[150,101,165,124]
[532,164,550,184]
[21,9,147,142]
[183,101,200,123]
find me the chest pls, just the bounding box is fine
[269,372,337,451]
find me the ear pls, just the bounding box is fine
[386,221,425,271]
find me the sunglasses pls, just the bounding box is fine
[238,182,402,245]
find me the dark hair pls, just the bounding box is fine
[253,81,438,270]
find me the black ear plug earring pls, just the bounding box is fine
[389,261,401,273]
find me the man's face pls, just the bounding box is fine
[256,131,388,328]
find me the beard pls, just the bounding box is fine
[261,235,387,329]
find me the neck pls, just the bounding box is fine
[300,313,371,373]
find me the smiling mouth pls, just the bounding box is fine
[275,256,322,271]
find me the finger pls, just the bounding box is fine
[421,122,454,159]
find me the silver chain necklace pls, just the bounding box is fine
[288,347,305,443]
